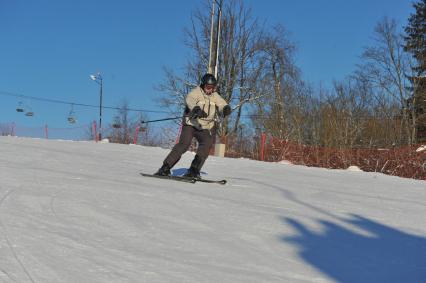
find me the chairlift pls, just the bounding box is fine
[16,101,25,112]
[24,102,34,117]
[139,122,147,132]
[111,115,122,128]
[139,119,148,132]
[67,104,77,124]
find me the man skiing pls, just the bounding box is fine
[154,73,231,179]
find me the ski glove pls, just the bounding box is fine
[222,105,231,117]
[190,106,208,119]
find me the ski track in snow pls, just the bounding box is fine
[0,187,36,283]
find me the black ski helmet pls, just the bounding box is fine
[200,73,217,87]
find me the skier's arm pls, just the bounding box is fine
[186,89,208,119]
[185,89,199,111]
[214,94,231,116]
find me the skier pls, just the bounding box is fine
[154,73,231,179]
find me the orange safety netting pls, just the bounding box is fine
[224,134,426,180]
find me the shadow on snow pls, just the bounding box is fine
[236,178,426,283]
[282,214,426,283]
[172,168,207,177]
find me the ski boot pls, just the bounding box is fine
[183,166,201,180]
[154,163,171,176]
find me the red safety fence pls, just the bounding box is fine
[1,121,162,146]
[225,133,426,181]
[2,121,424,180]
[0,122,97,141]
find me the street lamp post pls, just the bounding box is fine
[90,73,103,141]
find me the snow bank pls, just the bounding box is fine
[277,160,293,165]
[416,145,426,152]
[346,165,363,172]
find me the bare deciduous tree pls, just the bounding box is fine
[157,0,270,141]
[107,100,148,144]
[355,17,413,144]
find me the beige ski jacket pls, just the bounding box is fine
[184,86,228,130]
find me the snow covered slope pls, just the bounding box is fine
[0,136,425,283]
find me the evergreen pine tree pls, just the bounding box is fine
[404,0,426,142]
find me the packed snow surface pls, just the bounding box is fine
[0,136,425,283]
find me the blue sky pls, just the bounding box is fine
[0,0,415,134]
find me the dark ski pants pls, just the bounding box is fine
[163,125,215,171]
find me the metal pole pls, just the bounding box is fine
[99,77,103,141]
[133,125,140,145]
[208,0,216,74]
[140,115,188,124]
[214,0,223,78]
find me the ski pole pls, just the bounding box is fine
[140,115,188,124]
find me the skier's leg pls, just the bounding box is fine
[185,128,214,177]
[155,126,194,175]
[163,125,194,168]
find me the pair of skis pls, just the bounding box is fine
[140,173,227,185]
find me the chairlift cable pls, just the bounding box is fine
[2,90,259,119]
[0,90,170,114]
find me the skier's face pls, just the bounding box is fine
[203,84,215,95]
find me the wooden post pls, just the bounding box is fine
[260,133,267,161]
[93,121,98,142]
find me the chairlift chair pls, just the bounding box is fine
[16,101,24,112]
[139,119,148,132]
[24,102,34,117]
[67,104,77,124]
